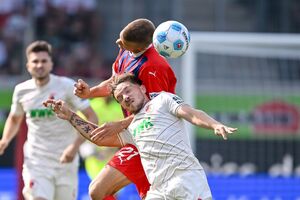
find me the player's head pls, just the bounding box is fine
[116,18,155,53]
[110,73,148,114]
[26,40,53,81]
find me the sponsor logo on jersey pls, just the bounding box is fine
[172,95,184,104]
[133,117,153,137]
[29,108,54,118]
[149,92,159,99]
[148,71,157,77]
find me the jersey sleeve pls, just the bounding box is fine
[63,77,90,111]
[112,48,124,75]
[138,65,171,99]
[162,92,185,116]
[10,86,24,116]
[117,129,135,146]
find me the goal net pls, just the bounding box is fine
[180,32,300,139]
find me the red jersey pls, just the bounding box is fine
[113,45,177,98]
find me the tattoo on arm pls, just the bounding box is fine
[69,112,98,141]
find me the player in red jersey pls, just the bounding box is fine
[74,18,177,199]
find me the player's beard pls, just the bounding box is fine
[130,98,147,114]
[34,74,50,83]
[33,68,49,80]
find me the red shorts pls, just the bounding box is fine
[108,144,150,198]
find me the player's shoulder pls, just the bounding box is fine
[14,78,34,91]
[154,92,183,104]
[144,46,167,61]
[50,74,75,85]
[143,49,171,70]
[152,91,173,101]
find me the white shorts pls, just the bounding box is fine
[22,163,78,200]
[146,169,212,200]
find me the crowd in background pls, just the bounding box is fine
[0,0,111,79]
[1,0,300,79]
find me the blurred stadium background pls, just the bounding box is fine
[0,0,300,199]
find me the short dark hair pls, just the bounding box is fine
[26,40,52,58]
[122,18,155,48]
[110,73,142,97]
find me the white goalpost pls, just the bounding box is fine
[180,32,300,151]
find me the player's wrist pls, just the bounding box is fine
[68,112,76,121]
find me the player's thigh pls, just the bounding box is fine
[54,165,78,200]
[22,165,55,200]
[54,184,77,200]
[145,191,212,200]
[176,169,212,200]
[89,164,131,195]
[144,190,166,200]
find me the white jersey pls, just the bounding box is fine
[11,74,90,168]
[118,92,203,188]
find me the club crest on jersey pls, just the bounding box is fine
[172,95,184,104]
[48,93,55,99]
[145,104,153,113]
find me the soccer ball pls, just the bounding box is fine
[153,20,190,58]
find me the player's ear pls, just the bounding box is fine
[140,85,146,94]
[116,38,121,45]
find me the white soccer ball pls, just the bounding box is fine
[153,20,190,58]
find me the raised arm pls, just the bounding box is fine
[43,99,122,147]
[176,104,237,140]
[73,77,113,99]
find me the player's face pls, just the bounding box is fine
[26,52,53,80]
[114,82,147,114]
[116,31,145,54]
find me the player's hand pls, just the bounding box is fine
[90,121,124,142]
[43,99,72,120]
[60,144,77,163]
[73,79,91,99]
[213,124,237,140]
[0,140,9,155]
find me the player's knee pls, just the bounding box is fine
[89,181,106,200]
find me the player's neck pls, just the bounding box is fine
[142,98,150,108]
[131,44,151,57]
[34,75,50,87]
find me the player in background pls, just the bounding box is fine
[0,41,98,200]
[44,73,238,200]
[73,18,177,199]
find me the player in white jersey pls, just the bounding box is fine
[0,41,98,200]
[44,73,237,200]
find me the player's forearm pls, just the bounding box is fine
[69,107,98,149]
[89,78,112,98]
[120,115,134,129]
[71,135,86,151]
[68,112,98,142]
[2,114,23,143]
[193,110,222,129]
